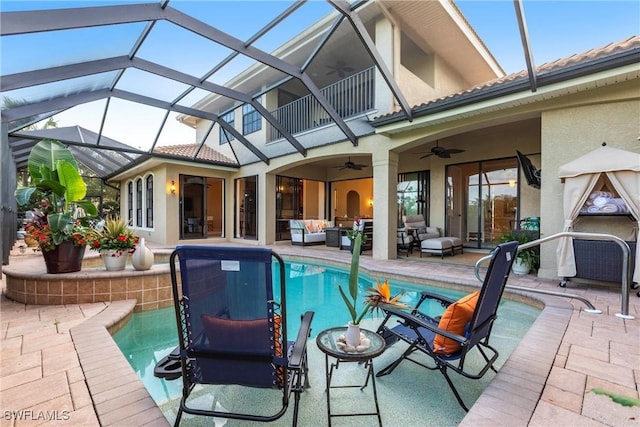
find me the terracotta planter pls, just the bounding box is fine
[101,250,128,271]
[41,240,86,274]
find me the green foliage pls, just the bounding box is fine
[15,139,97,216]
[500,229,540,269]
[338,231,370,325]
[15,139,98,251]
[590,388,640,407]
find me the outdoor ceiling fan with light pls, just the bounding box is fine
[420,141,465,159]
[333,157,367,171]
[326,60,355,78]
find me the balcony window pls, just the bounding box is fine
[219,111,235,145]
[243,103,261,135]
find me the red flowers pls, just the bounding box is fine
[90,217,138,255]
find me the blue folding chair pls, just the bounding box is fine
[169,246,314,426]
[375,241,518,411]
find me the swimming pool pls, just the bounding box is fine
[113,259,540,425]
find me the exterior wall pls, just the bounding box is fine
[538,83,640,280]
[119,167,169,246]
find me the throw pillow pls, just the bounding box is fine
[201,315,270,354]
[433,291,479,355]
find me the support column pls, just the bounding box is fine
[262,172,276,245]
[371,150,399,260]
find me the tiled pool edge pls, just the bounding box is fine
[460,294,573,425]
[69,299,170,427]
[73,289,570,427]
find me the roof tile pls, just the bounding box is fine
[153,144,237,165]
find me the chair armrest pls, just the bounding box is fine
[382,306,468,345]
[288,311,314,368]
[414,291,457,311]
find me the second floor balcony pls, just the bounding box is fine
[268,67,375,142]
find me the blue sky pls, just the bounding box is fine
[1,0,638,147]
[457,0,640,74]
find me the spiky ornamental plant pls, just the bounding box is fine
[338,225,370,325]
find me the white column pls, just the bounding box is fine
[372,150,399,260]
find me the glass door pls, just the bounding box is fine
[180,175,205,239]
[235,176,258,240]
[446,158,518,249]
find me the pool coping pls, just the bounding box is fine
[69,254,572,426]
[69,299,170,426]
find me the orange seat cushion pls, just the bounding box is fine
[433,291,479,355]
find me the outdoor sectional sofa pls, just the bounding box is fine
[290,219,333,246]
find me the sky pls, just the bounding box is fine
[2,0,639,148]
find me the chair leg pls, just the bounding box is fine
[291,389,300,427]
[376,343,417,377]
[439,367,470,412]
[174,402,185,426]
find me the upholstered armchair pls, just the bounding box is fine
[402,215,440,242]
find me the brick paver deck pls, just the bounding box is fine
[1,244,638,426]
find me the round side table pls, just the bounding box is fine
[316,326,385,427]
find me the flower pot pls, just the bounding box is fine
[24,235,39,247]
[131,238,154,271]
[512,257,530,275]
[345,322,361,347]
[101,250,128,271]
[42,240,86,274]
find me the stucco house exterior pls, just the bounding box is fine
[109,1,639,283]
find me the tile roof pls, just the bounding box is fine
[374,35,640,123]
[154,144,237,165]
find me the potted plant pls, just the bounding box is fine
[90,217,138,271]
[500,229,540,275]
[15,139,98,273]
[338,228,408,350]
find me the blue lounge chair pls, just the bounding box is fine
[375,241,518,411]
[169,246,314,426]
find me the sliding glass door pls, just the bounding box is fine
[179,175,225,239]
[446,158,518,249]
[235,176,258,240]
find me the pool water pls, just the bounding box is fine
[113,260,540,424]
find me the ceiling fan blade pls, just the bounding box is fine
[438,152,451,159]
[443,148,465,155]
[420,153,434,159]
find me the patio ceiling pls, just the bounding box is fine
[1,0,536,179]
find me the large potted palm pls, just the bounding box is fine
[15,139,98,273]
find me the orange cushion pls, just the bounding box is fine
[433,291,479,355]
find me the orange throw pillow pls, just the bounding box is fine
[433,291,479,355]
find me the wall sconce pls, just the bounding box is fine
[170,180,176,194]
[368,199,374,207]
[508,179,516,187]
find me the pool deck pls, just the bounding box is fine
[1,243,638,426]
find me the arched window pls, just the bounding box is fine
[136,178,143,227]
[145,175,154,228]
[127,181,134,223]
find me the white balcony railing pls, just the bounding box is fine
[268,67,375,141]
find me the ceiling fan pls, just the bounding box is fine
[326,60,354,78]
[333,157,367,171]
[420,141,465,159]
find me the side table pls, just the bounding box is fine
[316,327,385,427]
[325,227,344,248]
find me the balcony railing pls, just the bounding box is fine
[268,67,375,142]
